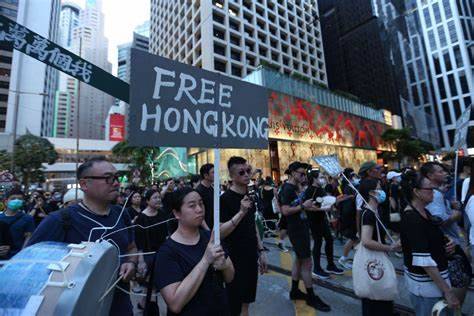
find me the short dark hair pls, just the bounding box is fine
[6,187,24,199]
[190,174,201,185]
[145,189,159,202]
[420,161,444,178]
[199,163,214,178]
[227,156,247,170]
[77,156,108,179]
[172,187,199,212]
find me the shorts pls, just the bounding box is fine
[287,221,311,259]
[227,251,258,315]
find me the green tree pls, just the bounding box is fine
[382,128,434,165]
[112,141,160,185]
[0,150,12,172]
[13,134,58,189]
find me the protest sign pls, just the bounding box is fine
[311,154,343,177]
[0,15,129,102]
[129,49,269,149]
[452,104,472,151]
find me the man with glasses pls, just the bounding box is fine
[219,156,267,316]
[279,162,331,312]
[28,156,137,315]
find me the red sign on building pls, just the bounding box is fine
[109,114,125,141]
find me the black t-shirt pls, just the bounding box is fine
[305,185,326,222]
[220,189,257,256]
[278,182,306,231]
[135,210,169,252]
[400,207,448,275]
[126,206,142,222]
[154,230,228,316]
[361,207,386,244]
[0,221,12,259]
[195,183,214,229]
[162,191,175,214]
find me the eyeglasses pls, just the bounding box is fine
[294,171,307,177]
[238,168,252,176]
[82,173,120,184]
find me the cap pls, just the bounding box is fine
[63,188,84,204]
[387,171,402,181]
[358,161,377,176]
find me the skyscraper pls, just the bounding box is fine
[5,0,60,137]
[70,0,114,140]
[318,0,401,115]
[53,2,81,138]
[0,0,18,133]
[150,0,327,86]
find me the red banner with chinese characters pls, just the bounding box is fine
[268,91,389,149]
[109,114,125,142]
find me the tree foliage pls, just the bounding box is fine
[0,150,12,172]
[13,134,58,188]
[112,141,160,185]
[381,128,434,163]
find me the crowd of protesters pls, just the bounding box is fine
[0,154,473,315]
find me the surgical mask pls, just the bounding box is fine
[373,190,386,204]
[7,199,24,211]
[318,178,327,186]
[351,178,360,186]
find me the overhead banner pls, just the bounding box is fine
[0,14,129,103]
[129,49,269,149]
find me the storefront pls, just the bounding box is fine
[189,68,392,181]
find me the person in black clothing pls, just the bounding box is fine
[305,171,344,279]
[195,163,214,230]
[126,191,143,224]
[154,187,234,315]
[0,220,12,259]
[279,161,331,312]
[358,178,401,316]
[135,189,169,311]
[337,169,359,269]
[28,194,50,227]
[399,170,460,315]
[260,177,278,231]
[161,178,178,234]
[219,156,268,316]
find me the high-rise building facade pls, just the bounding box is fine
[318,0,401,115]
[69,0,114,140]
[377,0,473,149]
[5,0,60,137]
[53,2,81,138]
[150,0,327,86]
[0,0,18,133]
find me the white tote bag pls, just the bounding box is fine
[352,212,398,301]
[271,196,280,214]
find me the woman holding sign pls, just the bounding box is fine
[154,187,234,315]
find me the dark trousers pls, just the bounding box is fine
[309,217,334,270]
[361,298,393,316]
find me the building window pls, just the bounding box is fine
[428,30,436,50]
[459,72,469,94]
[0,94,7,102]
[433,54,442,74]
[447,73,457,96]
[0,107,6,115]
[442,101,452,124]
[447,21,457,44]
[433,3,441,24]
[453,99,461,121]
[438,25,447,47]
[438,77,447,99]
[443,50,452,72]
[423,8,431,28]
[453,45,462,68]
[443,0,452,18]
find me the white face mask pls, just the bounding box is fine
[318,178,327,186]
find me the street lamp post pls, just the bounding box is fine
[9,89,48,172]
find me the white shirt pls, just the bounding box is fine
[461,178,470,203]
[465,195,474,245]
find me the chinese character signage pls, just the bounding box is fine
[129,49,269,149]
[0,15,129,103]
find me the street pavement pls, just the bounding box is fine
[132,236,474,315]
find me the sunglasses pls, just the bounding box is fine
[238,168,252,176]
[82,173,120,184]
